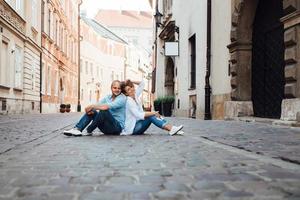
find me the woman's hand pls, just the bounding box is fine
[154,111,161,118]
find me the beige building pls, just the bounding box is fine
[0,0,42,114]
[125,43,152,108]
[80,15,127,109]
[41,0,80,113]
[95,9,153,53]
[94,8,153,109]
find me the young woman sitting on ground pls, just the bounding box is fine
[120,79,184,136]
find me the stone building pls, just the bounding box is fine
[153,0,300,122]
[225,0,300,123]
[41,0,80,113]
[0,0,42,114]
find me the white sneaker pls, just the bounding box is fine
[82,129,93,136]
[63,128,82,136]
[176,130,184,136]
[169,125,183,136]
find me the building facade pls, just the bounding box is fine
[41,0,80,113]
[94,9,153,54]
[225,0,300,123]
[80,15,127,109]
[0,0,42,114]
[154,0,209,118]
[125,44,152,109]
[153,0,300,122]
[94,8,153,109]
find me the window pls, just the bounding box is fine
[189,34,196,89]
[111,71,114,82]
[96,66,99,77]
[41,62,46,94]
[80,88,84,101]
[65,32,67,54]
[0,41,9,86]
[32,0,38,28]
[31,62,36,90]
[16,0,24,17]
[89,90,92,103]
[54,17,57,42]
[73,76,77,97]
[14,45,23,88]
[54,71,58,96]
[80,59,83,73]
[41,0,45,31]
[85,61,88,74]
[55,20,59,43]
[47,9,51,36]
[90,63,93,75]
[47,65,51,95]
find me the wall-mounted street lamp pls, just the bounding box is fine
[154,9,164,28]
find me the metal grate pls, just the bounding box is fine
[252,0,284,119]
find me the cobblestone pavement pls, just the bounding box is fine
[0,113,300,200]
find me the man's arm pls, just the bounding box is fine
[84,97,108,113]
[85,104,109,114]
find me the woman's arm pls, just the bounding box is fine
[144,111,160,118]
[135,80,145,98]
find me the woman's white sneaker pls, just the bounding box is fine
[169,125,183,136]
[63,128,82,136]
[176,130,184,136]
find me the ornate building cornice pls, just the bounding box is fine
[0,0,25,35]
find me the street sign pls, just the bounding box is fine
[165,41,179,56]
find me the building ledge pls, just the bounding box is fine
[0,85,10,90]
[227,116,300,128]
[13,88,22,92]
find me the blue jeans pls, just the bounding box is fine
[75,110,122,135]
[132,116,167,135]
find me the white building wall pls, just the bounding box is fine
[80,40,125,109]
[211,0,231,95]
[110,27,153,53]
[210,0,231,119]
[156,0,207,118]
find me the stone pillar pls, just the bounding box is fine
[281,0,300,120]
[225,0,258,119]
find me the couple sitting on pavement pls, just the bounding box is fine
[63,80,183,137]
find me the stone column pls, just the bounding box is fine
[281,0,300,121]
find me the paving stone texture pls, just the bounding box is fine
[0,113,299,200]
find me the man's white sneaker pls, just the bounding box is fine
[169,125,183,136]
[63,128,82,136]
[82,129,93,136]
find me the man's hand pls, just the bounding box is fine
[85,105,94,114]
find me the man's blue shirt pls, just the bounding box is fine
[99,93,126,129]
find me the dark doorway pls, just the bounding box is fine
[252,0,284,118]
[165,57,175,96]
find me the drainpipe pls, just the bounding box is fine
[204,0,212,120]
[40,1,43,113]
[77,0,83,112]
[40,53,42,113]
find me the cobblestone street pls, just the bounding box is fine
[0,113,300,200]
